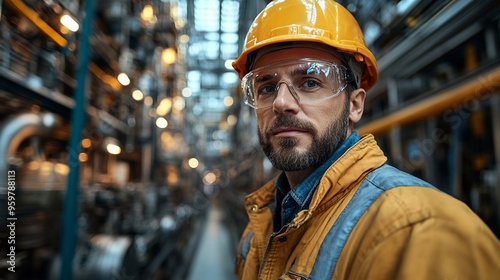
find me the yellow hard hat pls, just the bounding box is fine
[232,0,379,91]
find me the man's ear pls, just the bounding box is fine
[349,88,366,124]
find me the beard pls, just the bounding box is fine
[258,98,350,172]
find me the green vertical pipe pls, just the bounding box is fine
[60,0,95,279]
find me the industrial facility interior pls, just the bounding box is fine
[0,0,499,279]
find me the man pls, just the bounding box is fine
[231,0,500,279]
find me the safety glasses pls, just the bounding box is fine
[241,59,353,109]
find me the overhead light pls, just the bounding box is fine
[79,153,88,162]
[103,137,121,155]
[156,117,168,128]
[182,87,192,97]
[157,98,173,116]
[60,14,79,32]
[106,144,121,155]
[117,73,130,86]
[132,89,144,101]
[162,48,177,64]
[144,96,153,106]
[203,172,217,185]
[81,138,92,148]
[55,163,70,175]
[141,4,154,21]
[223,96,233,107]
[188,158,199,169]
[173,96,185,111]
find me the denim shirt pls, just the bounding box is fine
[273,131,360,232]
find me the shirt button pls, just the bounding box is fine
[249,204,258,213]
[278,236,287,242]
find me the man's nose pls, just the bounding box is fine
[273,82,300,113]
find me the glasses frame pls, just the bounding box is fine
[241,58,354,109]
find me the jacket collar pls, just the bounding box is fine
[308,134,387,212]
[244,134,387,217]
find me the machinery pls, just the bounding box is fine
[0,0,207,279]
[0,111,205,279]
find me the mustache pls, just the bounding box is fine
[265,116,316,136]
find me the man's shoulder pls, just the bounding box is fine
[362,164,465,220]
[363,164,436,191]
[362,167,486,236]
[353,164,481,233]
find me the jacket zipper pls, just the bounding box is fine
[258,231,277,279]
[258,224,291,279]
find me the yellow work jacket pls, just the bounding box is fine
[236,134,500,279]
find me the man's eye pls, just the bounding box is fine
[301,79,320,89]
[257,84,277,96]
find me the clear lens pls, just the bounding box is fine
[241,59,349,109]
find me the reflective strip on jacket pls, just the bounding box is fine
[235,134,500,280]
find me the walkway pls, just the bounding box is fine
[186,201,237,280]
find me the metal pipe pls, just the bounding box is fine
[4,0,67,47]
[0,112,58,193]
[358,66,500,135]
[59,0,95,279]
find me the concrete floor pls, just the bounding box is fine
[186,203,237,280]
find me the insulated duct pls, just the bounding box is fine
[0,112,58,193]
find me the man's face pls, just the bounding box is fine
[253,48,353,172]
